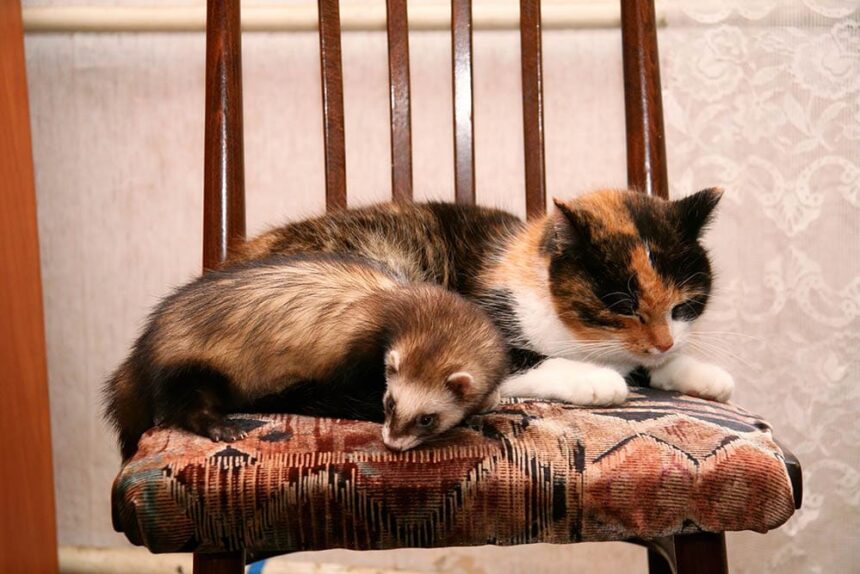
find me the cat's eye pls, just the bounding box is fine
[671,298,705,321]
[605,298,637,317]
[417,414,436,428]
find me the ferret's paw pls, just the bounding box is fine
[478,389,501,412]
[206,419,248,442]
[560,366,628,406]
[651,358,734,403]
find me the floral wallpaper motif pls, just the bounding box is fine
[662,2,858,572]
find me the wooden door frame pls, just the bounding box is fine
[0,1,59,572]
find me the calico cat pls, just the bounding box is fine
[230,188,734,406]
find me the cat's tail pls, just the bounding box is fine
[103,358,154,461]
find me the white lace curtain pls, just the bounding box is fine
[661,1,858,572]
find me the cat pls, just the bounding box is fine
[230,188,734,406]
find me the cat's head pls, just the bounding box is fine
[541,188,722,367]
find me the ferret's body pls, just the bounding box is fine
[105,255,508,459]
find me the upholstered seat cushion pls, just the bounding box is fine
[112,387,796,553]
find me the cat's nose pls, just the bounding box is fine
[648,341,674,354]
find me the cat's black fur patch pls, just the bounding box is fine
[622,191,717,320]
[474,287,547,372]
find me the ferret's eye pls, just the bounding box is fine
[417,414,436,428]
[384,396,395,414]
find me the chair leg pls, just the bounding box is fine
[674,532,728,574]
[643,536,676,574]
[193,551,245,574]
[648,548,674,574]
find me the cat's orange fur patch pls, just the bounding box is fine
[486,222,547,290]
[558,189,639,239]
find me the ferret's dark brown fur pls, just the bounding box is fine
[105,255,508,459]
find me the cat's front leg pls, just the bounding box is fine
[500,358,628,406]
[649,355,734,402]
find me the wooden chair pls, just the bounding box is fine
[111,1,803,572]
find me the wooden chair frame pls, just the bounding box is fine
[196,1,802,572]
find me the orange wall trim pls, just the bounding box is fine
[0,1,59,571]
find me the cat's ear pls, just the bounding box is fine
[674,188,723,239]
[543,198,591,254]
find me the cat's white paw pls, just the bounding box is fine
[500,357,628,406]
[562,365,629,406]
[650,356,734,402]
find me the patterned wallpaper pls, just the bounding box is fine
[662,1,859,572]
[23,0,858,572]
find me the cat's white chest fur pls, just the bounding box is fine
[510,284,588,358]
[507,268,638,371]
[501,281,632,405]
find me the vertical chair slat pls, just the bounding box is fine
[385,0,413,203]
[452,0,475,205]
[318,0,347,211]
[621,0,668,199]
[203,0,246,270]
[519,0,546,219]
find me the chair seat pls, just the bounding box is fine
[112,387,797,554]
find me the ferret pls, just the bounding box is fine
[104,254,508,459]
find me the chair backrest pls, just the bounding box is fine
[201,0,668,271]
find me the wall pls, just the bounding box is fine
[23,1,858,572]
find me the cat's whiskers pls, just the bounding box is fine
[675,271,710,290]
[687,332,762,363]
[689,331,763,342]
[686,339,757,371]
[544,339,619,349]
[626,276,637,302]
[580,347,622,364]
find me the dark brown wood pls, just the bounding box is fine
[203,0,246,270]
[0,1,59,571]
[775,439,803,509]
[519,0,547,218]
[648,549,675,574]
[386,0,414,203]
[193,551,245,574]
[629,537,676,574]
[452,0,475,205]
[318,0,347,211]
[674,533,728,574]
[621,0,669,199]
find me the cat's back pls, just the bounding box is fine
[231,202,523,290]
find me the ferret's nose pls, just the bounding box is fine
[382,428,402,451]
[383,433,417,452]
[384,441,406,452]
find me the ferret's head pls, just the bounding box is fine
[380,290,508,451]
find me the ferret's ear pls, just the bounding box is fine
[446,371,474,398]
[385,350,401,375]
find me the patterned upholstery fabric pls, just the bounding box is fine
[112,387,796,553]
